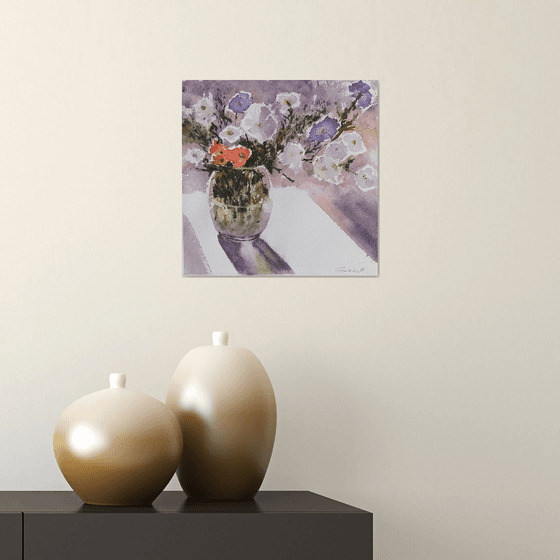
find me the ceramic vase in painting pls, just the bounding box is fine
[166,332,277,500]
[209,166,272,241]
[53,373,183,506]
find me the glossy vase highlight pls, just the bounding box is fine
[209,167,273,241]
[166,332,277,500]
[53,373,183,506]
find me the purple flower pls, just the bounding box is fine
[349,81,375,109]
[228,91,252,113]
[349,81,371,95]
[308,117,339,143]
[357,91,373,108]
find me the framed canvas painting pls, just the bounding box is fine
[182,80,378,276]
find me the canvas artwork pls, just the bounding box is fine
[182,80,378,276]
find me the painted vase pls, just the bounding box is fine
[209,167,273,241]
[53,373,183,506]
[166,332,277,500]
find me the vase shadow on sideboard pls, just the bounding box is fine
[181,498,261,513]
[78,504,156,512]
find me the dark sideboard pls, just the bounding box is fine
[0,491,372,559]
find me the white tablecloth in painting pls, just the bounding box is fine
[182,186,378,276]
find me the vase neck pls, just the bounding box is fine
[212,332,229,346]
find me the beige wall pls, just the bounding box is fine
[1,0,560,558]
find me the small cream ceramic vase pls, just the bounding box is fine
[53,373,183,506]
[166,332,277,500]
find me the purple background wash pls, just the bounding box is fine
[182,80,379,272]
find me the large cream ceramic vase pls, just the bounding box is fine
[166,332,277,500]
[53,373,183,506]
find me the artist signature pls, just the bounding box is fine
[335,266,365,273]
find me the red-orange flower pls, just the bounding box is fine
[210,140,226,156]
[225,146,252,168]
[213,155,227,165]
[210,140,229,164]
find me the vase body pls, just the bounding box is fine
[53,373,183,506]
[166,332,277,500]
[209,167,273,241]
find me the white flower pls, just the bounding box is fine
[182,106,193,118]
[240,103,278,143]
[342,132,366,155]
[313,155,340,184]
[325,140,348,162]
[279,142,305,172]
[193,96,216,126]
[219,125,243,144]
[276,92,301,115]
[370,84,379,104]
[183,148,205,166]
[355,165,378,192]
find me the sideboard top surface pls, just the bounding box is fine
[0,491,370,515]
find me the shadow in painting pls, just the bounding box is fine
[218,236,294,275]
[331,189,378,262]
